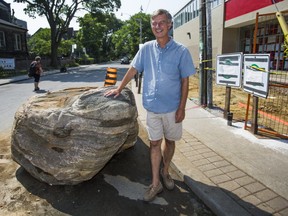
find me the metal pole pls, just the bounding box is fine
[199,0,207,106]
[136,18,143,94]
[251,12,259,134]
[206,0,213,108]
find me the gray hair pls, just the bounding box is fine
[151,9,172,23]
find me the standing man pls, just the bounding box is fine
[105,9,195,202]
[31,56,43,91]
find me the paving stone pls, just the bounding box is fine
[177,142,192,148]
[219,165,238,173]
[207,155,223,163]
[197,163,217,172]
[255,189,278,202]
[242,194,262,206]
[187,154,204,162]
[213,160,230,168]
[226,170,246,179]
[190,144,207,150]
[201,151,218,158]
[265,196,288,212]
[234,176,255,186]
[204,168,224,178]
[183,150,200,157]
[244,182,266,194]
[191,158,210,166]
[278,207,288,216]
[196,148,212,154]
[182,137,198,142]
[232,187,251,199]
[177,139,186,145]
[218,180,241,191]
[179,146,193,153]
[210,174,231,184]
[256,202,275,214]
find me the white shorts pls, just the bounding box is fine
[146,111,182,141]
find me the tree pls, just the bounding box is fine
[77,12,122,62]
[111,13,154,59]
[28,28,75,57]
[14,0,121,67]
[28,28,51,56]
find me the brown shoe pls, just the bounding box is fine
[143,182,163,202]
[161,169,175,190]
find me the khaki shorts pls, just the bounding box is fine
[146,111,182,141]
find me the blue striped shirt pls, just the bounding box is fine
[131,38,196,113]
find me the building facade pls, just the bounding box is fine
[173,0,288,70]
[0,0,28,61]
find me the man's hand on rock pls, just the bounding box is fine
[104,88,121,98]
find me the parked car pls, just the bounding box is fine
[121,56,130,64]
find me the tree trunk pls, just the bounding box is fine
[50,40,59,68]
[50,24,59,68]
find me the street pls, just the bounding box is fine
[0,63,213,215]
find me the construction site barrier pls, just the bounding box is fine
[104,67,117,86]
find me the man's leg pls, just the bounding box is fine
[143,139,163,201]
[162,138,175,175]
[150,139,163,187]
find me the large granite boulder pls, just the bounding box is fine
[11,86,138,185]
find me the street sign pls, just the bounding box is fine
[216,53,242,87]
[243,54,270,98]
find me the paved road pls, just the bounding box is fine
[0,63,214,215]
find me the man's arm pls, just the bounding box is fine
[175,77,189,123]
[104,66,138,98]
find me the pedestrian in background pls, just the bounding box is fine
[31,56,43,91]
[105,9,196,202]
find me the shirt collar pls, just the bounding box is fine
[155,36,174,49]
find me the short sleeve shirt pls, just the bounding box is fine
[131,38,196,113]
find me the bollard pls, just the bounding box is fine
[227,112,233,126]
[104,67,117,86]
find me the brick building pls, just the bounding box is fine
[0,0,28,60]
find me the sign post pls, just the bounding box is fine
[243,54,270,133]
[216,53,242,119]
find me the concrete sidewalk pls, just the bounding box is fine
[131,82,288,216]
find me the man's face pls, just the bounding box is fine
[151,14,172,39]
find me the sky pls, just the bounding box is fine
[6,0,189,35]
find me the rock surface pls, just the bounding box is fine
[11,86,138,185]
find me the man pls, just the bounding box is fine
[105,9,195,202]
[31,56,43,91]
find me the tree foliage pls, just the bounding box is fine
[76,12,122,62]
[28,28,75,57]
[27,28,51,56]
[111,13,154,59]
[14,0,121,67]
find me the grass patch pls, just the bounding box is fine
[0,70,27,79]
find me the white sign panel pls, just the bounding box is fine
[0,58,15,70]
[243,54,270,98]
[216,53,242,87]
